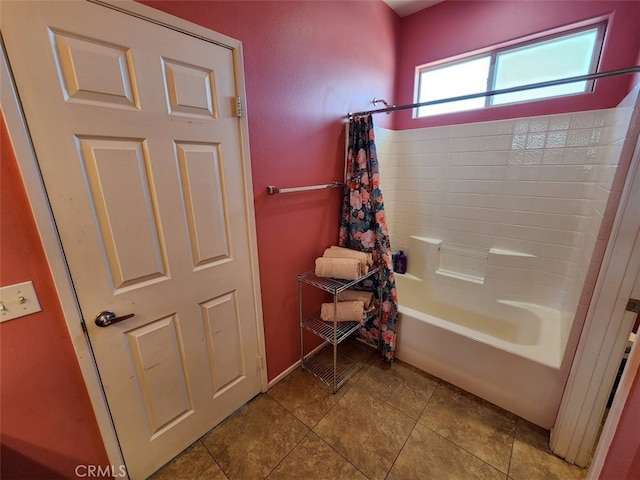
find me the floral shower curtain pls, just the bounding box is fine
[339,114,398,361]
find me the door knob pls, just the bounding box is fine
[95,310,135,327]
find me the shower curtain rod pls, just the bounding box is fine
[347,66,640,118]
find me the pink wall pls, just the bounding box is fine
[394,0,640,129]
[0,114,110,478]
[140,0,400,379]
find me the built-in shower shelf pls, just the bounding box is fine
[435,269,485,284]
[489,248,536,258]
[410,236,442,247]
[394,272,421,282]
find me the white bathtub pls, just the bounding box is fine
[394,274,566,428]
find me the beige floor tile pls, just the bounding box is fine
[352,357,439,419]
[387,423,507,480]
[266,432,367,480]
[148,441,227,480]
[509,420,587,480]
[313,386,415,480]
[268,367,344,427]
[419,382,517,473]
[202,394,308,480]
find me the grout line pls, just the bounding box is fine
[384,420,419,480]
[423,423,511,477]
[316,431,371,479]
[507,417,519,478]
[198,439,232,480]
[262,430,312,480]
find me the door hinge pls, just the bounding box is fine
[626,298,640,313]
[234,96,243,118]
[257,354,264,373]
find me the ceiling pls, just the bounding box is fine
[382,0,445,17]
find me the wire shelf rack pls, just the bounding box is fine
[301,312,363,345]
[301,348,365,391]
[298,263,382,393]
[297,265,379,295]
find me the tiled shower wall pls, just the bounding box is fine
[376,102,634,345]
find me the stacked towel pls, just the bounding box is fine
[320,300,365,322]
[322,246,372,272]
[315,257,363,280]
[314,246,372,280]
[314,246,376,323]
[336,289,374,308]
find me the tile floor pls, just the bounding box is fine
[150,342,588,480]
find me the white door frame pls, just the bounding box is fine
[551,90,640,466]
[0,0,267,470]
[588,251,640,478]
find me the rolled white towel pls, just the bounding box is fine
[336,289,374,308]
[320,300,365,322]
[315,257,362,280]
[326,245,373,267]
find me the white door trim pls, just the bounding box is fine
[588,275,640,478]
[550,94,640,466]
[1,0,267,470]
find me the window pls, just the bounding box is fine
[415,22,606,117]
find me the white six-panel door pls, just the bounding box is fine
[2,1,264,478]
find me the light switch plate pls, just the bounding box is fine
[0,281,42,322]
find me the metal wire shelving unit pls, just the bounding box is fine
[298,266,380,393]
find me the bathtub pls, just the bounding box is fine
[394,274,566,428]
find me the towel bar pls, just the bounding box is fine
[266,181,344,195]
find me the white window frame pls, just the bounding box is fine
[414,19,607,118]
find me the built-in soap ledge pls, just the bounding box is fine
[409,236,442,246]
[488,248,536,267]
[488,248,536,258]
[435,269,485,284]
[393,272,421,281]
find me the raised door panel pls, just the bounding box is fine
[201,292,245,395]
[77,136,168,290]
[126,315,194,437]
[176,142,231,269]
[162,58,217,118]
[50,29,139,108]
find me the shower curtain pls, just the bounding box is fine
[339,114,398,361]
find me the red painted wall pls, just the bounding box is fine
[139,0,400,379]
[394,0,640,129]
[0,114,110,478]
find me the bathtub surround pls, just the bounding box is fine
[377,92,637,428]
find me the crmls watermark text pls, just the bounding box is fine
[75,465,127,478]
